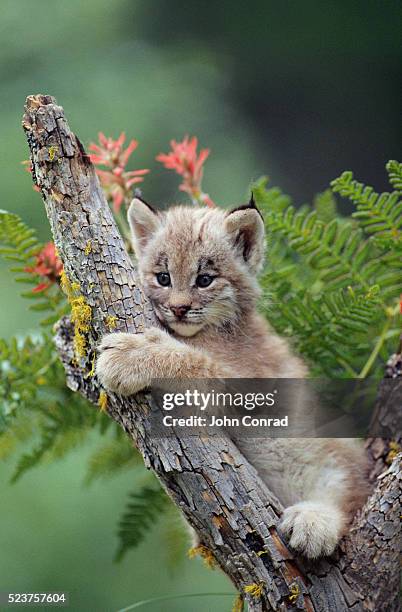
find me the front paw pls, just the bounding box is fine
[95,331,150,395]
[95,328,176,396]
[279,501,343,559]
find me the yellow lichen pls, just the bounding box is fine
[70,296,92,357]
[60,269,71,296]
[98,390,108,412]
[386,440,402,465]
[188,545,216,569]
[48,145,58,161]
[105,315,118,330]
[61,270,80,298]
[288,582,301,603]
[231,594,244,612]
[60,270,91,359]
[85,353,96,379]
[243,582,264,599]
[84,240,92,255]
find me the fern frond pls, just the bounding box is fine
[251,176,292,213]
[10,395,96,482]
[330,171,402,246]
[115,484,169,561]
[85,437,141,484]
[0,210,41,273]
[386,160,402,192]
[313,189,337,222]
[0,334,55,429]
[0,211,66,322]
[267,210,363,291]
[0,414,34,460]
[0,411,37,461]
[265,207,400,301]
[11,426,56,483]
[254,165,401,377]
[264,285,382,376]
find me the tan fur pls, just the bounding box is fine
[96,199,368,559]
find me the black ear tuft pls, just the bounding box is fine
[224,198,265,273]
[227,193,263,220]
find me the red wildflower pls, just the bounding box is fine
[25,242,63,293]
[89,133,149,212]
[156,136,215,207]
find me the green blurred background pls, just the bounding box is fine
[0,1,400,610]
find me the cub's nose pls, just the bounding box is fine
[170,304,190,319]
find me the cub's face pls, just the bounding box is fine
[128,198,265,337]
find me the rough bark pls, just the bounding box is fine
[22,94,401,612]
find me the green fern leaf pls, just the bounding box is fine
[0,210,41,270]
[251,176,292,213]
[8,389,96,481]
[85,437,141,484]
[314,190,338,222]
[115,485,169,561]
[0,211,66,324]
[11,427,55,483]
[264,200,400,305]
[330,171,402,245]
[264,284,382,376]
[386,160,402,192]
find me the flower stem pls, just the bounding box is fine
[358,319,391,379]
[117,592,235,612]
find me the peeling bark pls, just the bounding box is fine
[23,94,401,612]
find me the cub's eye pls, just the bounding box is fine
[156,272,171,287]
[196,274,214,288]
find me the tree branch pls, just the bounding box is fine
[23,94,401,612]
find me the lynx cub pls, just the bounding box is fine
[96,197,368,559]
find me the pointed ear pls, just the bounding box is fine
[224,196,265,273]
[127,198,161,258]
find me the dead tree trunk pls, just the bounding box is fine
[22,94,401,612]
